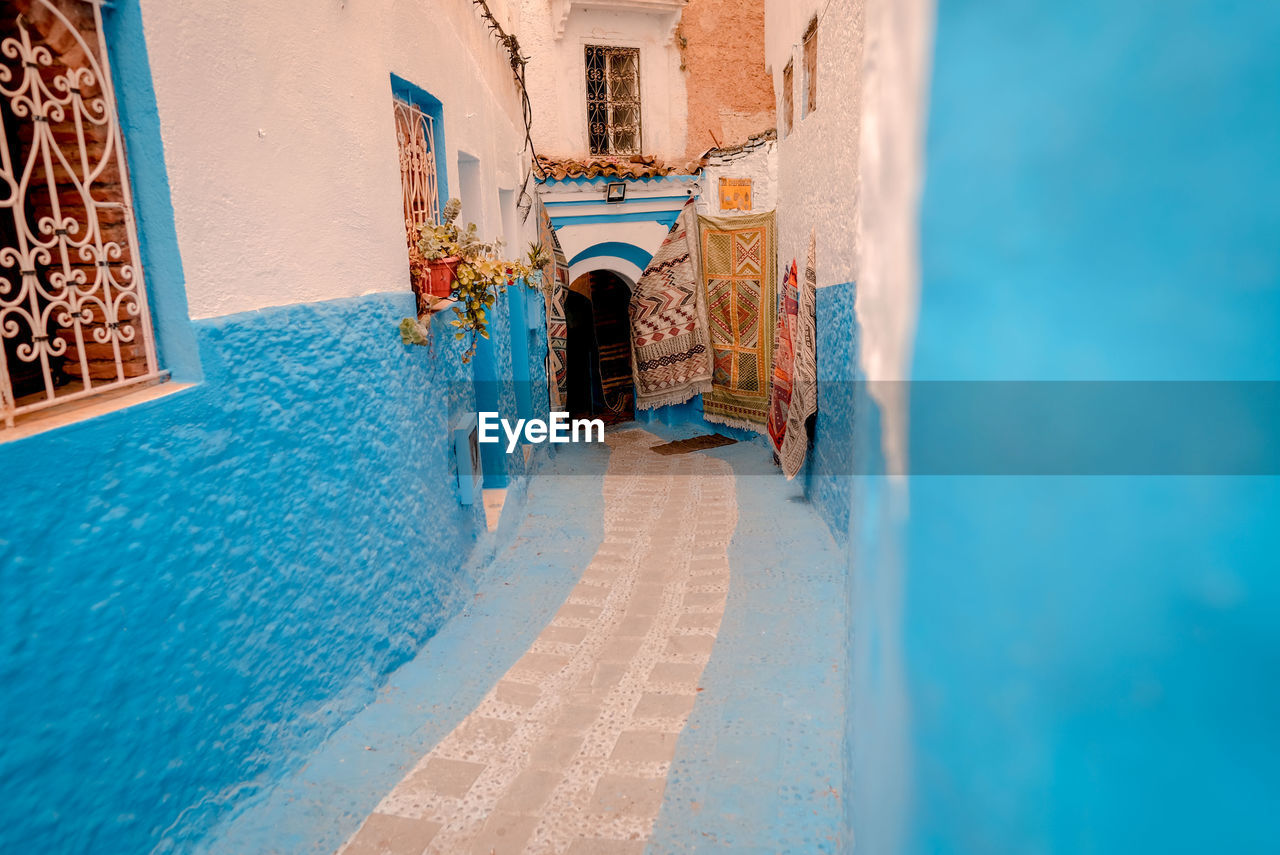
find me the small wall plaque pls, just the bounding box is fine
[719,177,753,212]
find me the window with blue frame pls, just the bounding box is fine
[0,0,162,429]
[391,75,448,314]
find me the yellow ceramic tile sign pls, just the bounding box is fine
[719,177,753,212]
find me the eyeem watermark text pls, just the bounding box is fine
[478,412,605,453]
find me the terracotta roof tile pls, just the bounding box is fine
[699,128,778,161]
[536,154,700,181]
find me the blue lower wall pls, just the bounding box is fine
[804,280,858,540]
[0,292,509,854]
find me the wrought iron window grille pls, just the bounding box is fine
[393,97,442,236]
[1,0,161,429]
[585,45,641,157]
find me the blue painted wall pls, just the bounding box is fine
[103,0,200,381]
[0,3,553,851]
[804,280,858,540]
[0,294,518,854]
[889,1,1280,853]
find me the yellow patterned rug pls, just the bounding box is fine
[697,211,778,434]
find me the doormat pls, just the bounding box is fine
[650,434,739,455]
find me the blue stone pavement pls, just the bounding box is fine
[202,425,848,854]
[648,435,848,855]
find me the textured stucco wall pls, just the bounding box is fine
[0,293,526,854]
[678,0,776,159]
[761,1,930,852]
[765,0,862,288]
[803,280,857,538]
[137,0,535,319]
[695,141,778,216]
[766,0,927,458]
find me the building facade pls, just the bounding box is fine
[520,0,776,422]
[6,1,1274,853]
[0,1,551,852]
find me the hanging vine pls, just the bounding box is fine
[470,0,548,222]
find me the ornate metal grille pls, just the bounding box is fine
[394,97,440,237]
[585,45,641,156]
[0,0,159,428]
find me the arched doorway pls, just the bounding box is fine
[564,270,635,425]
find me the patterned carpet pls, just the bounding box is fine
[698,212,778,434]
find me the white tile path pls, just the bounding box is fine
[338,429,737,855]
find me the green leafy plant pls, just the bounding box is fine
[525,240,551,292]
[417,198,493,262]
[525,240,550,270]
[399,198,535,362]
[398,316,431,346]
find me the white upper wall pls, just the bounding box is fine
[138,0,535,319]
[521,0,689,162]
[764,0,932,471]
[764,0,826,81]
[695,141,779,217]
[764,0,859,288]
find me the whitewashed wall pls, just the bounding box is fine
[137,0,536,319]
[520,0,688,163]
[764,0,931,466]
[764,0,931,385]
[694,141,779,216]
[764,0,861,289]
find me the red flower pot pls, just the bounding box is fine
[419,256,461,299]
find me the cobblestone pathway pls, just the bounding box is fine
[339,429,737,855]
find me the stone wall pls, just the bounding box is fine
[694,136,779,217]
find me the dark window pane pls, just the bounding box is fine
[585,45,641,155]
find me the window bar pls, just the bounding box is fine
[395,98,441,237]
[585,46,640,157]
[91,0,160,381]
[1,0,161,428]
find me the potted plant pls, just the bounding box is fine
[412,198,480,302]
[523,241,552,329]
[409,242,461,301]
[400,198,534,362]
[525,240,550,290]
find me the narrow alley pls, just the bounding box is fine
[3,1,1277,854]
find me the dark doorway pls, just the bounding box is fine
[564,271,635,425]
